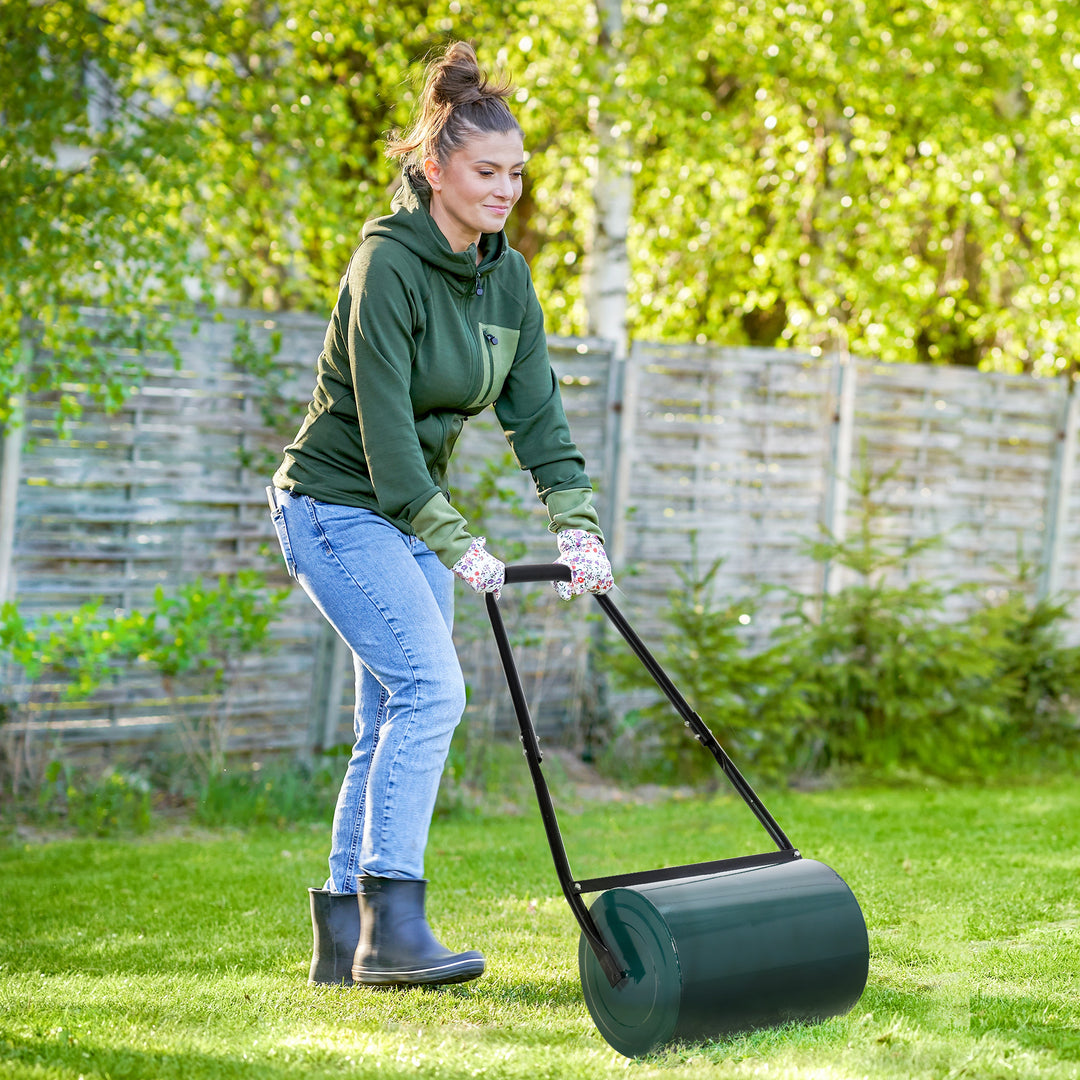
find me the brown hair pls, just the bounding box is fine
[386,42,523,188]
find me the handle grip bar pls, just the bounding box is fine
[502,563,571,584]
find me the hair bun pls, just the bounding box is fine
[385,41,522,181]
[428,42,497,107]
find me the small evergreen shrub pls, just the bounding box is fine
[604,467,1080,784]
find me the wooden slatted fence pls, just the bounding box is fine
[2,314,1079,776]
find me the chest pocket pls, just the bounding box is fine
[469,323,520,409]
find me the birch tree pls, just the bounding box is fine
[582,0,632,356]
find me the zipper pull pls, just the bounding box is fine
[483,330,499,346]
[475,271,484,296]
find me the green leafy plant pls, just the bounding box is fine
[193,760,339,828]
[0,601,153,800]
[774,578,1009,777]
[449,447,533,567]
[18,760,155,837]
[143,570,291,787]
[0,571,289,807]
[62,767,154,837]
[969,573,1080,754]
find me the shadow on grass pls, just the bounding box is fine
[971,992,1080,1061]
[1,1033,343,1080]
[453,974,586,1011]
[2,940,305,979]
[334,971,589,1019]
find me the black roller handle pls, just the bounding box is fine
[486,565,625,985]
[503,563,573,584]
[486,563,798,988]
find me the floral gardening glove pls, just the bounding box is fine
[452,537,505,600]
[553,528,615,601]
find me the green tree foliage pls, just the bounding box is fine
[620,0,1080,372]
[122,0,599,313]
[7,0,1080,434]
[2,0,601,426]
[1,0,206,428]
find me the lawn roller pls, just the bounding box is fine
[486,564,869,1058]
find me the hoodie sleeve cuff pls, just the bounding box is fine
[545,488,604,543]
[412,492,476,568]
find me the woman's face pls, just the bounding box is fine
[425,130,525,253]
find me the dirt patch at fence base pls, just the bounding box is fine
[546,749,697,807]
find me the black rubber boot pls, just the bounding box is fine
[308,888,360,986]
[351,876,485,986]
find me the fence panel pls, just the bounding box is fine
[617,344,837,645]
[0,313,617,772]
[843,361,1064,619]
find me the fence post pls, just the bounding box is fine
[304,624,351,756]
[0,404,25,606]
[608,341,640,571]
[1039,380,1079,600]
[820,352,857,597]
[320,634,350,752]
[598,340,624,557]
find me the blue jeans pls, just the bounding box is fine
[267,488,464,890]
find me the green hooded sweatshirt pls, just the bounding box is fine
[272,174,601,568]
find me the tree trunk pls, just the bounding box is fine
[584,0,631,361]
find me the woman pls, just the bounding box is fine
[267,41,613,989]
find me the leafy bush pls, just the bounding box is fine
[969,580,1080,752]
[19,761,156,836]
[61,766,154,836]
[774,578,1011,777]
[0,570,289,805]
[600,558,797,786]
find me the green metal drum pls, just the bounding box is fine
[578,858,869,1058]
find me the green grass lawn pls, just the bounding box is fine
[1,780,1078,1078]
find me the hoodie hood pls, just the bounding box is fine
[361,172,508,283]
